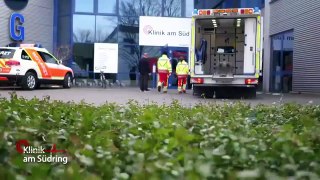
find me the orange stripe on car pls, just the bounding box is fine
[51,68,68,78]
[0,59,11,73]
[51,76,65,80]
[24,49,51,79]
[0,61,5,67]
[0,67,11,73]
[0,59,10,67]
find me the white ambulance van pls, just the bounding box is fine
[190,8,263,98]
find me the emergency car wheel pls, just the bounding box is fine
[63,74,72,88]
[21,72,37,90]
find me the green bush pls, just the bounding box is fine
[0,92,319,180]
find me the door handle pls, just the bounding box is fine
[252,53,255,66]
[244,34,247,46]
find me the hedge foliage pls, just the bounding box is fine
[0,93,319,180]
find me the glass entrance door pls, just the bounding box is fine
[271,31,293,93]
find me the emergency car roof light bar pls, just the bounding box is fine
[6,42,20,47]
[19,43,43,48]
[34,43,43,48]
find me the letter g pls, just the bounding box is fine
[10,13,25,41]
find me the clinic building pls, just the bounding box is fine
[0,0,193,82]
[2,0,320,93]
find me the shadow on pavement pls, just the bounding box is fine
[0,86,64,91]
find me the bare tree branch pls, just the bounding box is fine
[54,45,72,65]
[163,0,181,17]
[118,0,182,71]
[73,30,93,43]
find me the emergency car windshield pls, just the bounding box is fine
[0,49,15,58]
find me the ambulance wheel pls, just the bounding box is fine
[21,72,37,90]
[203,90,214,98]
[63,74,72,88]
[193,86,214,98]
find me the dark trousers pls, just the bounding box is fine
[140,74,149,91]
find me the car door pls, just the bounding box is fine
[24,48,52,79]
[38,51,65,80]
[243,18,257,75]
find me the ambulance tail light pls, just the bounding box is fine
[191,78,204,84]
[5,60,20,66]
[245,78,258,85]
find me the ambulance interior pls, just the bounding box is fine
[194,18,257,76]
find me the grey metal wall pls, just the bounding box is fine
[269,0,320,93]
[0,0,54,52]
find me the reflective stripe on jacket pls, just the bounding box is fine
[157,55,172,73]
[176,60,189,76]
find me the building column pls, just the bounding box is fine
[262,0,271,92]
[181,0,186,17]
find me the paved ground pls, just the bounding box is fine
[0,86,319,106]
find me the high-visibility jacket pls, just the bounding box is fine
[176,60,189,76]
[157,55,172,73]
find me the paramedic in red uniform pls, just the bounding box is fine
[157,51,172,93]
[176,56,189,93]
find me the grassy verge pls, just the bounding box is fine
[0,92,319,180]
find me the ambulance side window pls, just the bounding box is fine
[21,50,31,61]
[38,52,58,64]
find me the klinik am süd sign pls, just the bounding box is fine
[139,16,191,47]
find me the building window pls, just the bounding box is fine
[119,0,140,16]
[118,16,139,44]
[118,45,140,81]
[58,16,72,45]
[73,43,94,78]
[185,0,194,17]
[96,16,118,43]
[163,0,182,17]
[75,0,94,13]
[141,0,161,16]
[98,0,117,14]
[73,15,95,43]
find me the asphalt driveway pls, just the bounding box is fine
[0,86,319,106]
